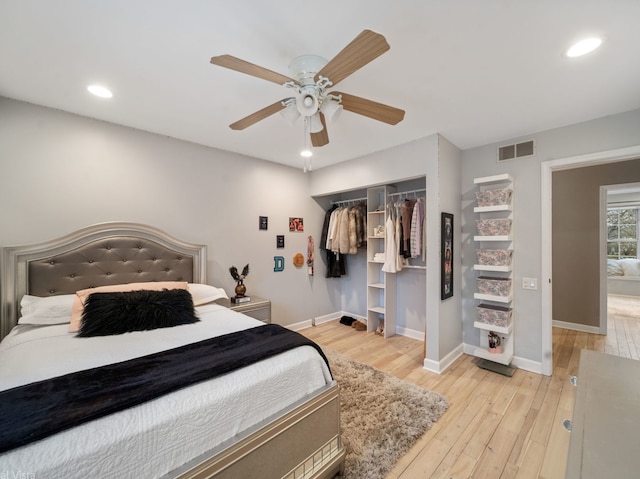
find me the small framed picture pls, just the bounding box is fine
[259,216,268,230]
[276,235,285,248]
[289,217,304,232]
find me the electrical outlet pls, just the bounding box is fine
[522,277,538,290]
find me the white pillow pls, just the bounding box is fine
[19,294,76,325]
[607,259,624,276]
[188,283,228,306]
[618,259,640,277]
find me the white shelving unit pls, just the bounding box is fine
[472,174,514,366]
[366,185,396,338]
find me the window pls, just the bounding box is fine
[607,208,638,259]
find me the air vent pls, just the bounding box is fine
[497,139,535,162]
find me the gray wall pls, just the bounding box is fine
[0,97,338,327]
[461,108,640,365]
[552,158,640,327]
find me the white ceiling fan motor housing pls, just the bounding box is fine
[290,55,327,117]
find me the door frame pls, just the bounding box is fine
[541,145,640,376]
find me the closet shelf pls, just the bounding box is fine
[474,205,512,213]
[473,321,513,335]
[368,283,385,289]
[474,235,512,242]
[474,292,512,303]
[471,346,514,366]
[474,264,512,272]
[368,306,385,314]
[474,173,513,185]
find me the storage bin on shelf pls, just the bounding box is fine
[476,303,513,328]
[476,219,512,236]
[476,249,513,266]
[476,188,512,207]
[477,276,512,297]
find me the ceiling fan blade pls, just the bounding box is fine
[211,55,295,86]
[229,100,286,130]
[334,92,405,125]
[310,113,329,147]
[316,30,390,86]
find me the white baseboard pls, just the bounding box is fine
[552,320,600,334]
[396,326,424,341]
[423,344,464,374]
[287,319,314,331]
[511,356,543,375]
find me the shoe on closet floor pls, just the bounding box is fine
[375,319,384,335]
[339,315,356,326]
[352,320,366,331]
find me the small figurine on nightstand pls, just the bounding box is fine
[229,264,251,303]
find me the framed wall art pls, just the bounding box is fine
[289,217,304,232]
[441,212,454,300]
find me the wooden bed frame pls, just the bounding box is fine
[0,222,345,479]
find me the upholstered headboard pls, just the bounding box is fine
[0,222,207,340]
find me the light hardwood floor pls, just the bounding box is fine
[300,313,639,479]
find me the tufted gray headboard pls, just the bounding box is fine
[0,222,207,340]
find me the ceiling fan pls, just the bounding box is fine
[210,29,405,150]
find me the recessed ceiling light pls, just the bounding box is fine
[300,149,312,158]
[565,37,603,58]
[87,85,113,98]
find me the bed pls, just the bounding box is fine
[0,222,345,479]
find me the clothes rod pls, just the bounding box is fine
[388,188,426,198]
[331,196,367,205]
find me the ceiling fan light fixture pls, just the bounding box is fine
[280,101,300,126]
[296,86,319,116]
[309,113,324,133]
[320,99,343,122]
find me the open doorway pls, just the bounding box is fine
[602,184,640,330]
[541,145,640,376]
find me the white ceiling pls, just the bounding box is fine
[1,1,639,170]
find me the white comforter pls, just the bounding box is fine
[0,303,331,478]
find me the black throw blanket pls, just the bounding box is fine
[0,324,331,453]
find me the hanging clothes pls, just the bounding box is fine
[410,198,425,258]
[320,205,347,278]
[322,202,367,277]
[382,203,399,273]
[400,199,416,259]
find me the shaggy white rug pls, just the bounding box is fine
[324,348,449,479]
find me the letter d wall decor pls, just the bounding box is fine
[273,256,284,272]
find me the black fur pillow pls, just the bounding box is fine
[77,289,199,337]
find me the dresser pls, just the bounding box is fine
[215,296,271,323]
[565,349,640,478]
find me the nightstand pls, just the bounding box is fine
[215,296,271,323]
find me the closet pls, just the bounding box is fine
[324,180,426,339]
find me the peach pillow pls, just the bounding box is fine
[69,281,189,333]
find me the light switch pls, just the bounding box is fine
[522,277,538,290]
